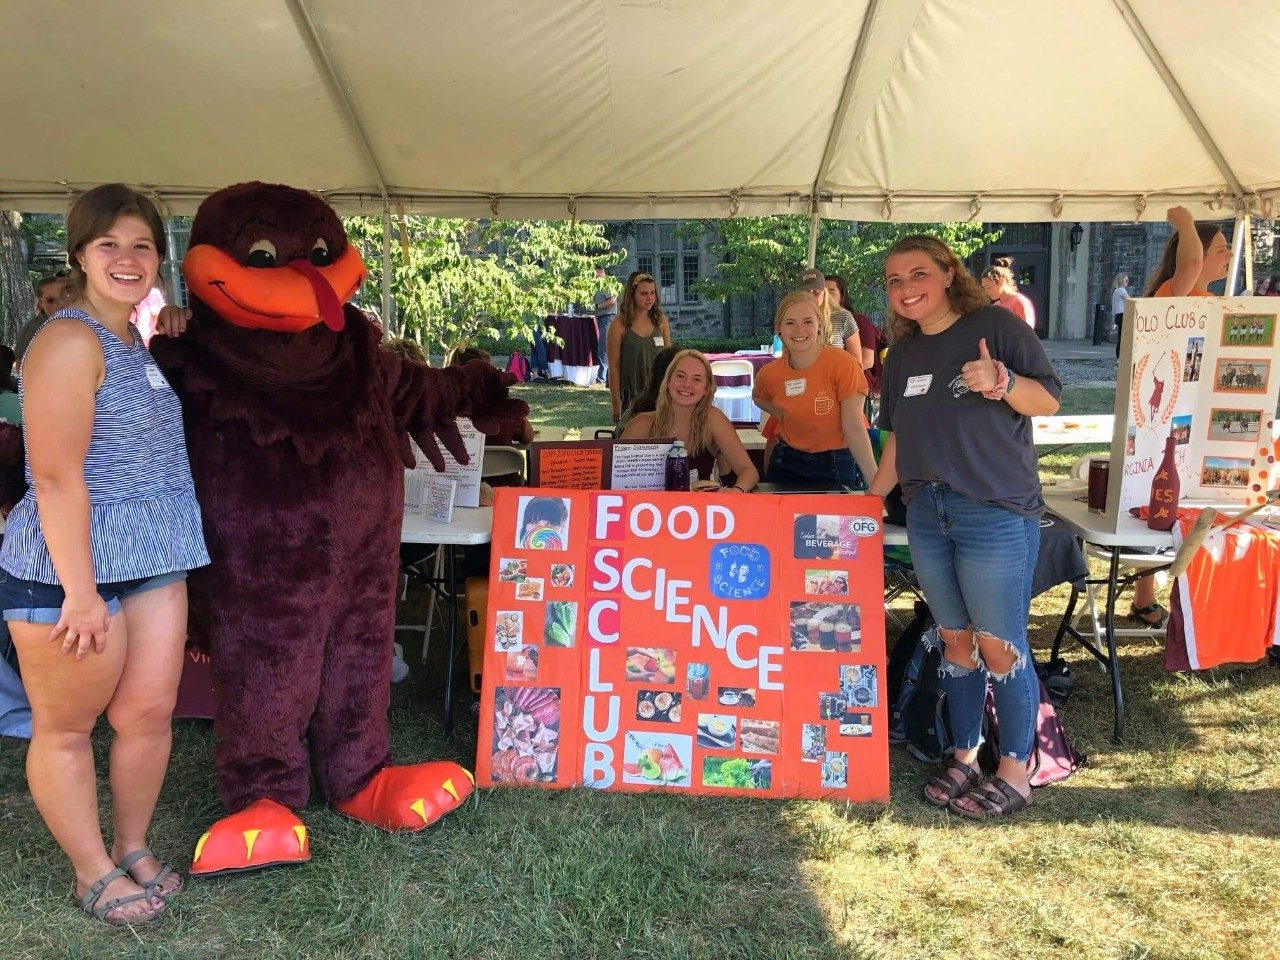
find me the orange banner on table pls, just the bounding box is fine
[476,489,889,803]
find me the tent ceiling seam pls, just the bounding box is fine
[811,0,883,200]
[1111,0,1245,203]
[285,0,390,201]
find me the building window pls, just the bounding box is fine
[630,222,702,307]
[682,253,700,302]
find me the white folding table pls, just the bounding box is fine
[402,507,493,735]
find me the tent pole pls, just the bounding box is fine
[807,204,820,269]
[1226,215,1247,296]
[381,202,393,334]
[1243,215,1254,293]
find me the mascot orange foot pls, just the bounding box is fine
[332,761,475,831]
[190,799,311,877]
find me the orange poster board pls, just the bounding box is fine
[476,488,889,803]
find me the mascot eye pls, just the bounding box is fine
[246,240,278,268]
[310,239,333,267]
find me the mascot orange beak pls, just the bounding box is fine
[183,244,366,333]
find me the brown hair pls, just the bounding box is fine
[65,184,166,298]
[982,256,1017,292]
[384,337,428,364]
[1144,221,1224,295]
[649,349,716,457]
[450,345,493,367]
[883,234,987,341]
[825,273,853,312]
[616,271,671,340]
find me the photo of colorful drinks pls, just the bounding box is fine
[789,602,862,653]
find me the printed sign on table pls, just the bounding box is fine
[1108,297,1280,525]
[476,489,889,803]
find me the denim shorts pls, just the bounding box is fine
[765,439,865,490]
[0,569,187,625]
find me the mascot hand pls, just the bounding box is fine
[453,362,529,435]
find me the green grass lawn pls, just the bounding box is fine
[1,384,1277,959]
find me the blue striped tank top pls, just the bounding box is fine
[0,309,210,584]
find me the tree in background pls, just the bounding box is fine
[0,212,67,344]
[344,216,622,363]
[678,217,999,317]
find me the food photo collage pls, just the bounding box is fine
[484,496,884,797]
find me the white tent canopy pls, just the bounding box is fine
[4,0,1279,222]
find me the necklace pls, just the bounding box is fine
[918,309,958,333]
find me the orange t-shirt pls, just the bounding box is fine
[1152,281,1211,297]
[754,347,868,452]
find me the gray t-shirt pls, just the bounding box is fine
[877,305,1061,518]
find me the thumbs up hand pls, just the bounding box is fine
[961,337,1000,393]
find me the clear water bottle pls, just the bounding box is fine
[664,440,690,492]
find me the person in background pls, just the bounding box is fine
[753,291,877,489]
[1269,275,1280,296]
[607,272,673,423]
[1,184,210,924]
[0,346,20,424]
[620,349,759,492]
[1110,274,1132,358]
[1252,277,1272,296]
[593,268,618,385]
[383,336,428,365]
[617,345,680,433]
[16,273,72,363]
[824,274,876,372]
[980,257,1036,331]
[798,268,863,366]
[868,234,1060,819]
[449,346,535,446]
[1121,206,1232,628]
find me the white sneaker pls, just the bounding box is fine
[391,642,410,684]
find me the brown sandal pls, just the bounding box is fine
[75,866,166,926]
[922,758,985,809]
[948,775,1032,820]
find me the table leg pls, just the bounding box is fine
[444,544,457,738]
[1103,547,1125,742]
[1050,582,1080,662]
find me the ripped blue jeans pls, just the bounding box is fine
[906,482,1040,762]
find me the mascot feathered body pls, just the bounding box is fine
[151,182,525,875]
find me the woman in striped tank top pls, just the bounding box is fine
[0,185,208,925]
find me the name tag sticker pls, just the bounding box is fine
[145,365,169,390]
[653,336,665,347]
[784,378,806,397]
[904,374,932,397]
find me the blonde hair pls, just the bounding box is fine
[617,271,671,337]
[649,349,716,457]
[773,291,830,351]
[1111,273,1129,290]
[883,235,988,341]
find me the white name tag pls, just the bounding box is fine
[904,374,932,397]
[145,364,169,390]
[784,378,806,397]
[653,336,665,347]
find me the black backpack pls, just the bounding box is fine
[887,601,956,763]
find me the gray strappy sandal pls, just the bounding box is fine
[76,865,165,926]
[118,847,183,899]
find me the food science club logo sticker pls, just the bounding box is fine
[709,543,770,600]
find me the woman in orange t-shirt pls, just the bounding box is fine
[752,292,877,489]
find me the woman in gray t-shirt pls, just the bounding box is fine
[868,234,1061,821]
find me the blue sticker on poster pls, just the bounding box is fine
[709,543,770,600]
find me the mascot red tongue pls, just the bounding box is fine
[151,182,526,876]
